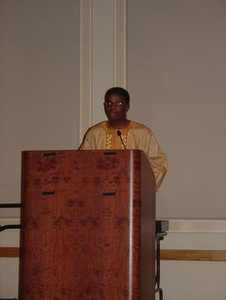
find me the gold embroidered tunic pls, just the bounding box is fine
[79,121,167,191]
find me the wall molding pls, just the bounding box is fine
[0,247,19,258]
[1,247,226,262]
[161,249,226,262]
[79,0,93,142]
[79,0,127,141]
[113,0,127,87]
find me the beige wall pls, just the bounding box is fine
[0,0,80,218]
[0,0,80,297]
[127,2,226,297]
[0,0,226,299]
[127,0,226,219]
[161,224,226,300]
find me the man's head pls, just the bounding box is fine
[104,87,130,124]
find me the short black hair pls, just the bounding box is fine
[104,87,130,105]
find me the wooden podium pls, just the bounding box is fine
[19,150,156,299]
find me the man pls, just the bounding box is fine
[79,87,167,191]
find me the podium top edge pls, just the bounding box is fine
[21,150,144,154]
[21,150,147,160]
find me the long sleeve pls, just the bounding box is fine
[145,131,168,191]
[127,123,168,191]
[79,130,93,149]
[78,122,106,150]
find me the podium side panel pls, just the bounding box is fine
[130,151,156,300]
[140,152,156,300]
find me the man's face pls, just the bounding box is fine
[104,94,130,122]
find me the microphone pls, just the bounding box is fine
[117,131,126,149]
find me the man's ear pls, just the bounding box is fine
[126,105,130,112]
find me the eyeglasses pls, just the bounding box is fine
[103,101,126,107]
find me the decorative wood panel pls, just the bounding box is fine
[19,150,156,300]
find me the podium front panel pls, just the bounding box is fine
[20,150,155,299]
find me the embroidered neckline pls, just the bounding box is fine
[102,120,135,134]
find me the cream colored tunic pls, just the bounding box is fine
[79,121,167,191]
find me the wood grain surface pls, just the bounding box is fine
[160,249,226,261]
[19,150,156,300]
[0,247,20,257]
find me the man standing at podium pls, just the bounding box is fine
[79,87,167,191]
